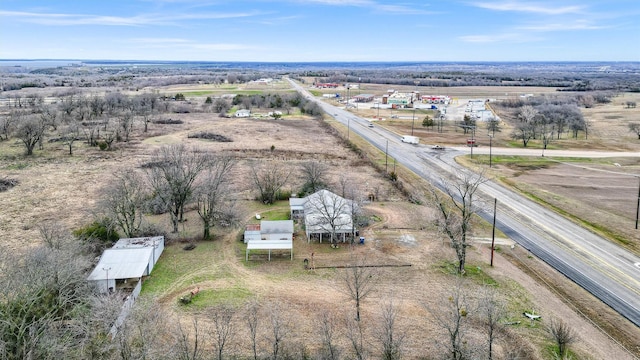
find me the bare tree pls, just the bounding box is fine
[427,279,474,360]
[344,315,367,360]
[317,311,341,360]
[430,170,485,273]
[300,160,329,195]
[250,162,291,205]
[195,155,236,240]
[146,144,211,233]
[266,301,290,360]
[117,109,135,142]
[547,318,578,359]
[173,317,208,360]
[516,105,538,124]
[245,299,261,360]
[478,286,505,360]
[112,298,171,360]
[15,114,45,155]
[377,299,405,360]
[208,304,237,360]
[511,122,535,147]
[341,255,377,322]
[59,121,81,155]
[101,119,118,150]
[0,111,19,141]
[102,171,146,238]
[628,123,640,140]
[38,220,73,250]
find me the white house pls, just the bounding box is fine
[293,190,356,243]
[235,109,251,118]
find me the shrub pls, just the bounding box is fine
[73,218,120,244]
[0,178,18,192]
[152,118,184,125]
[187,132,232,142]
[97,141,108,151]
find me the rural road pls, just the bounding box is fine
[289,79,640,328]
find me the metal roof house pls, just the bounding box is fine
[302,190,356,243]
[87,236,164,294]
[244,220,294,261]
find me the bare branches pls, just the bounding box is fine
[101,171,146,238]
[195,155,236,239]
[377,299,405,360]
[317,311,341,360]
[341,255,377,322]
[547,318,578,359]
[249,162,291,205]
[146,144,211,233]
[300,160,329,195]
[426,279,475,360]
[430,170,486,273]
[208,305,237,360]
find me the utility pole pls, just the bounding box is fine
[103,267,112,293]
[636,177,640,229]
[385,139,389,173]
[411,107,416,136]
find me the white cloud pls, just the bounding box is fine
[518,20,606,31]
[459,32,542,43]
[471,1,585,15]
[0,9,261,26]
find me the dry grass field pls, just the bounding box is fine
[1,81,639,359]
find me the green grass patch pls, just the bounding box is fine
[142,241,223,295]
[187,286,253,308]
[4,162,30,170]
[176,90,215,96]
[435,260,498,286]
[257,207,290,221]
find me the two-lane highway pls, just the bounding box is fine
[290,79,640,328]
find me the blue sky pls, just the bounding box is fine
[1,0,638,62]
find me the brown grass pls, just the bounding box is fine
[1,82,638,359]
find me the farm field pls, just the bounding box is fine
[0,80,639,358]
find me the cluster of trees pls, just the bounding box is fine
[0,90,172,155]
[509,104,587,147]
[304,65,640,92]
[231,93,322,116]
[0,89,232,155]
[101,144,239,239]
[2,64,279,91]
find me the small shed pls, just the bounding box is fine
[87,247,155,293]
[235,109,251,118]
[261,220,294,241]
[289,197,306,219]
